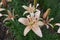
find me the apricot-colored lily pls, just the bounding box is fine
[18,10,44,37]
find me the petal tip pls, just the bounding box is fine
[57,28,60,33]
[24,29,26,36]
[0,13,3,17]
[39,34,43,38]
[55,23,60,26]
[18,18,21,22]
[57,30,60,33]
[0,8,5,11]
[24,34,26,36]
[22,5,27,9]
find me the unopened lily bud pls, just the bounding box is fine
[43,8,51,19]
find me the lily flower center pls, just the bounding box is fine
[43,19,49,25]
[27,7,35,13]
[29,21,35,26]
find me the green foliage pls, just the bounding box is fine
[6,0,60,40]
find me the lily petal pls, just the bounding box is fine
[57,27,60,33]
[11,18,14,21]
[49,18,54,22]
[0,2,2,6]
[32,25,42,37]
[3,18,9,22]
[22,5,28,10]
[29,4,32,7]
[35,10,41,20]
[27,15,30,18]
[38,21,44,26]
[18,18,29,25]
[36,9,40,12]
[3,14,8,16]
[24,26,31,36]
[30,13,34,17]
[49,24,54,28]
[46,25,49,29]
[23,11,28,15]
[0,13,3,17]
[55,23,60,26]
[0,8,5,11]
[7,10,12,16]
[36,4,39,8]
[7,0,12,2]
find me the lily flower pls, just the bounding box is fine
[22,3,40,16]
[42,17,54,29]
[55,23,60,33]
[18,10,44,37]
[41,8,54,29]
[3,9,16,22]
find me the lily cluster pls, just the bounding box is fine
[0,0,60,38]
[18,4,56,37]
[18,3,60,37]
